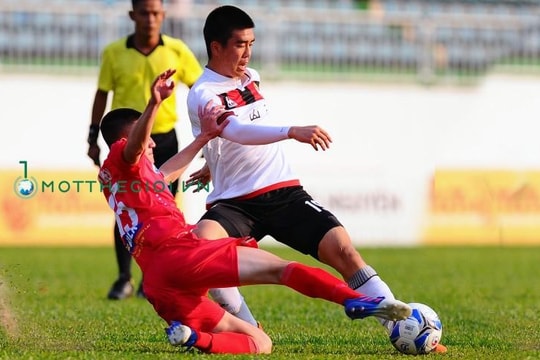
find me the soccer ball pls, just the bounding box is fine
[389,302,443,355]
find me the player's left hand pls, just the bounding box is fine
[186,162,211,192]
[288,125,332,151]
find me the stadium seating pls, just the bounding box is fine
[1,0,539,79]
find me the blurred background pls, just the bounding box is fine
[2,0,540,81]
[2,0,540,247]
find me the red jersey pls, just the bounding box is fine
[98,139,189,263]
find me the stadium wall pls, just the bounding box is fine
[2,74,540,246]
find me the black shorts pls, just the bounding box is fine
[201,186,342,259]
[151,129,179,195]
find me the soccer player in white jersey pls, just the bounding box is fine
[186,5,447,353]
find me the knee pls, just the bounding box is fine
[318,228,365,276]
[318,229,358,262]
[255,332,273,354]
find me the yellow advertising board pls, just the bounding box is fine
[1,169,113,246]
[423,169,540,245]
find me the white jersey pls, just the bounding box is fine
[187,67,299,204]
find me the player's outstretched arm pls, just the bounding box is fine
[123,69,176,165]
[160,101,228,183]
[218,114,332,151]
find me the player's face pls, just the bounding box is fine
[216,28,255,78]
[130,0,164,38]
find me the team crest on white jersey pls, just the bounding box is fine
[224,96,237,109]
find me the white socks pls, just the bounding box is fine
[348,265,396,328]
[209,287,258,327]
[347,265,395,301]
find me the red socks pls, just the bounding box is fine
[194,330,258,354]
[280,262,360,304]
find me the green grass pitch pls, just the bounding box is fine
[0,246,538,359]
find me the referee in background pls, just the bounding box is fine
[87,0,202,300]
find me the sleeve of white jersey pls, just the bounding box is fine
[220,115,290,145]
[188,90,290,145]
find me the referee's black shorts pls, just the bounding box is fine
[201,186,342,259]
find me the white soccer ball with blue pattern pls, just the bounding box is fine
[389,302,443,355]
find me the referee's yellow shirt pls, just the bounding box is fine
[97,34,203,134]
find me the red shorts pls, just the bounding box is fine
[141,230,257,332]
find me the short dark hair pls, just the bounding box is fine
[131,0,162,9]
[100,108,141,147]
[203,5,255,60]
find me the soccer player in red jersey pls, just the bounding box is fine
[97,69,411,354]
